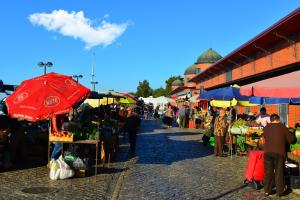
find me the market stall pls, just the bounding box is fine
[240,70,300,168]
[230,119,264,155]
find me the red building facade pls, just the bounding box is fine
[188,8,300,127]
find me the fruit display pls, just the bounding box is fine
[290,127,300,154]
[296,127,300,137]
[49,131,73,142]
[231,119,248,134]
[247,127,264,136]
[204,115,212,129]
[292,148,300,156]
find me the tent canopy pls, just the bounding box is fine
[152,96,175,104]
[240,70,300,98]
[200,85,249,101]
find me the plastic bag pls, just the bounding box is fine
[176,118,180,125]
[49,156,74,180]
[49,160,60,180]
[72,157,86,169]
[57,156,74,179]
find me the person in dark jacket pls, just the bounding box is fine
[126,107,141,155]
[263,114,296,197]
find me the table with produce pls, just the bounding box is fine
[288,127,300,163]
[230,119,264,154]
[48,118,119,179]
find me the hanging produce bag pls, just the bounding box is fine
[209,137,215,147]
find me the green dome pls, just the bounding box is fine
[184,64,197,75]
[196,48,222,64]
[172,79,184,86]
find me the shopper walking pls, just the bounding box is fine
[163,104,174,128]
[263,114,296,197]
[178,105,186,128]
[126,107,141,155]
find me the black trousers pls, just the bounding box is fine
[214,136,225,156]
[264,152,285,195]
[128,132,137,153]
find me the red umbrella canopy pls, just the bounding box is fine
[240,70,300,98]
[5,72,91,121]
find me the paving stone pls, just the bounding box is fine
[117,120,300,200]
[0,137,130,200]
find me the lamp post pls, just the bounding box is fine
[38,61,53,75]
[73,74,83,83]
[91,81,98,91]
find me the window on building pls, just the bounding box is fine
[186,78,191,84]
[279,104,288,125]
[226,69,232,82]
[196,68,201,74]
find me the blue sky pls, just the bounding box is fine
[0,0,299,94]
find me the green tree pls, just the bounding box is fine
[136,80,153,97]
[153,87,165,97]
[165,75,183,97]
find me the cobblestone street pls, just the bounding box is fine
[1,120,300,199]
[116,120,300,200]
[0,138,130,200]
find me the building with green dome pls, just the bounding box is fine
[171,79,184,87]
[195,48,222,64]
[171,48,222,101]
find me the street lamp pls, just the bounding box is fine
[38,61,53,75]
[73,74,83,83]
[91,81,98,91]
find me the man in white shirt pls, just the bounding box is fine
[256,107,270,127]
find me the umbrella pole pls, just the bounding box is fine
[230,124,233,159]
[229,105,233,159]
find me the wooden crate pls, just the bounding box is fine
[49,132,73,142]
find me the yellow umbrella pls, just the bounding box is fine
[84,98,116,107]
[210,99,258,107]
[210,99,237,107]
[118,97,136,104]
[238,101,259,107]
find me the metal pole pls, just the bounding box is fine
[44,66,46,75]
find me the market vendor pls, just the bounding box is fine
[256,107,270,127]
[247,112,259,127]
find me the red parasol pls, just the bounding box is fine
[5,72,91,121]
[240,70,300,98]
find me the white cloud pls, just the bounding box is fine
[29,10,129,49]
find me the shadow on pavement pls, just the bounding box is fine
[135,120,213,165]
[202,184,248,200]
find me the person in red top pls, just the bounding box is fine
[263,114,296,197]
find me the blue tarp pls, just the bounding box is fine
[249,97,300,104]
[200,86,249,101]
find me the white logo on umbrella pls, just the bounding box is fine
[13,92,29,104]
[44,96,60,107]
[65,79,77,86]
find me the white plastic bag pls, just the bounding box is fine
[49,160,61,180]
[57,155,74,179]
[176,118,180,125]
